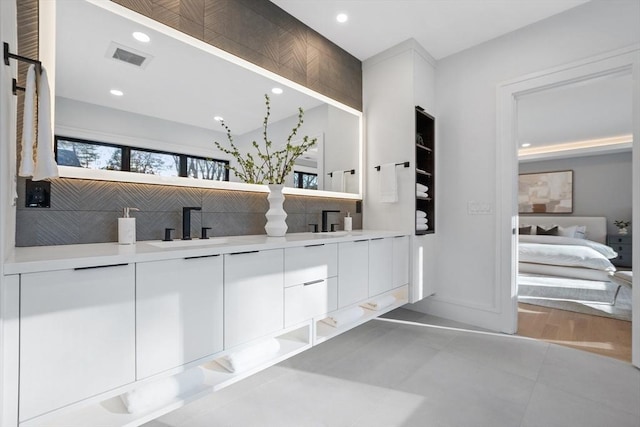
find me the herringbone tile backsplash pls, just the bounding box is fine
[15,178,362,246]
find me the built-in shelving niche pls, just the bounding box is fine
[415,107,435,235]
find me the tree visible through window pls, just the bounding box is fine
[55,136,229,181]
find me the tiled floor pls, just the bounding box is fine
[143,308,640,427]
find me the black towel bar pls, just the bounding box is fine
[327,169,355,177]
[375,161,410,171]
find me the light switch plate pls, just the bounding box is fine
[468,201,493,215]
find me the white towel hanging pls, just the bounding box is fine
[19,64,37,177]
[32,66,59,181]
[379,163,398,203]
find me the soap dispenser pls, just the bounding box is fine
[344,212,352,231]
[118,207,139,245]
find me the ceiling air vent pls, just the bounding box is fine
[113,47,146,66]
[106,42,153,69]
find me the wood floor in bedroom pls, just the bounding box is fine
[517,303,632,362]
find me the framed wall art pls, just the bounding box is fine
[518,170,573,214]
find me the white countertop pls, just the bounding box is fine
[4,230,408,275]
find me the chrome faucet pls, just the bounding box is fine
[321,210,340,232]
[182,207,202,240]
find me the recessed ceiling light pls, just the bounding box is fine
[214,116,224,122]
[133,32,150,43]
[271,87,283,95]
[110,89,124,96]
[336,13,348,23]
[521,143,531,147]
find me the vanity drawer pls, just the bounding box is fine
[284,243,338,287]
[284,277,337,327]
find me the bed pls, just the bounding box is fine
[517,216,626,311]
[518,216,616,281]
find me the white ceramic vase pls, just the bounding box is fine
[265,184,288,237]
[618,227,628,235]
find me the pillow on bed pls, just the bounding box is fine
[556,225,587,239]
[536,226,558,236]
[519,226,532,235]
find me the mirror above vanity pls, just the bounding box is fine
[51,0,362,198]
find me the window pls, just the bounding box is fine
[56,138,122,170]
[186,157,229,181]
[293,171,318,189]
[55,136,229,181]
[130,149,180,176]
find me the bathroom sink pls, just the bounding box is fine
[146,238,228,248]
[312,231,350,238]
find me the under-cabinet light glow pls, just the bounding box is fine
[110,89,124,96]
[521,143,531,148]
[271,87,283,95]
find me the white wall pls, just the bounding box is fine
[519,153,633,235]
[412,0,640,330]
[0,0,19,423]
[56,97,229,160]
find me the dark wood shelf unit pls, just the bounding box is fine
[415,107,435,235]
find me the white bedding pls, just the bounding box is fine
[519,235,617,273]
[519,262,613,281]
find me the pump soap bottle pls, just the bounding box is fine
[344,212,352,232]
[118,207,139,245]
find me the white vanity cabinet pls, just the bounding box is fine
[224,249,285,348]
[337,239,370,307]
[135,255,224,379]
[368,237,393,296]
[393,235,410,288]
[18,264,136,422]
[284,243,338,327]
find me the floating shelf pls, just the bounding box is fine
[416,144,432,153]
[416,169,432,177]
[314,285,408,345]
[21,325,311,427]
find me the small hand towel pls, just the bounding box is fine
[331,171,345,192]
[362,295,396,311]
[379,163,398,203]
[216,338,281,373]
[416,191,429,198]
[416,183,429,193]
[120,367,205,414]
[321,306,364,328]
[19,64,37,177]
[416,224,429,231]
[416,210,427,219]
[416,218,428,225]
[32,66,59,181]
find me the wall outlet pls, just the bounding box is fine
[467,201,493,215]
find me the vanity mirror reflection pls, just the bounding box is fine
[51,0,362,198]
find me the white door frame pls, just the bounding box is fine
[496,45,640,367]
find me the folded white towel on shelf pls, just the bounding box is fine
[416,183,429,193]
[120,367,205,414]
[416,210,427,219]
[19,64,37,177]
[32,66,59,181]
[216,338,281,373]
[330,171,345,192]
[379,163,398,203]
[416,218,428,225]
[362,295,397,311]
[416,224,429,231]
[416,191,429,198]
[321,306,364,328]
